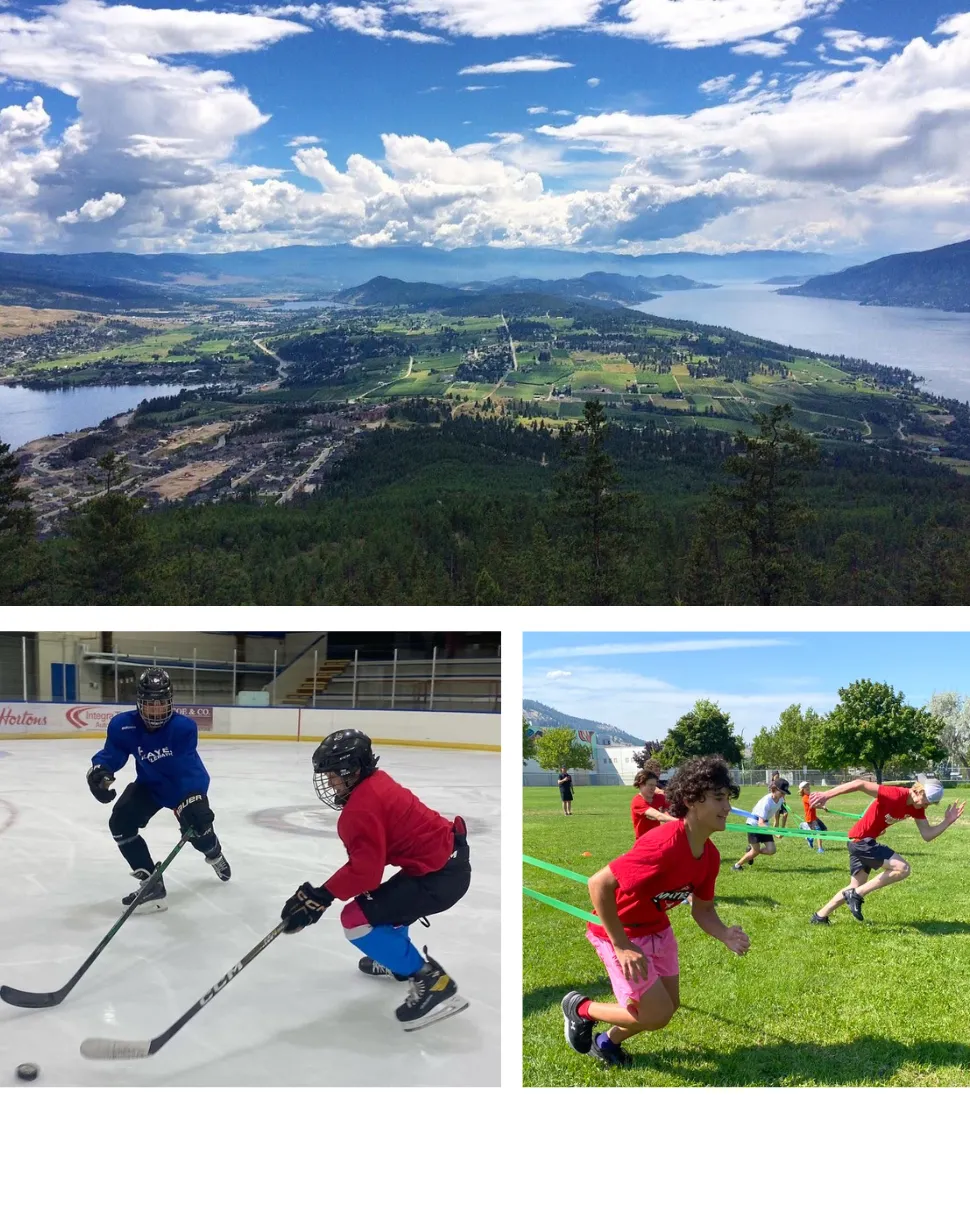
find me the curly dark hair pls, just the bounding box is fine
[633,768,659,789]
[665,755,739,818]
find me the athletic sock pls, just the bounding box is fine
[118,835,153,873]
[576,998,595,1020]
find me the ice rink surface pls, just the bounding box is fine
[0,740,500,1087]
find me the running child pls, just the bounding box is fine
[561,755,750,1068]
[732,780,788,870]
[799,779,827,852]
[630,768,676,840]
[810,777,964,925]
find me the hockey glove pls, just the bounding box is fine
[174,792,214,836]
[87,765,116,804]
[282,882,334,933]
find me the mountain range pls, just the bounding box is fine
[781,237,970,312]
[523,699,644,746]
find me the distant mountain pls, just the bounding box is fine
[0,244,847,305]
[523,699,644,746]
[0,252,195,311]
[474,271,715,304]
[332,276,643,318]
[761,276,806,285]
[780,239,970,312]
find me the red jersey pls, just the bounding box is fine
[630,790,669,839]
[588,819,720,941]
[323,769,456,901]
[802,792,815,825]
[848,785,925,841]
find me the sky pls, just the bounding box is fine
[522,631,970,746]
[1,1,969,258]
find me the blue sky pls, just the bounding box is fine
[523,631,970,744]
[1,2,969,256]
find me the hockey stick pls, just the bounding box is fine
[80,920,287,1060]
[0,833,194,1010]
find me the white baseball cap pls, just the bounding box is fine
[922,777,945,803]
[798,780,809,790]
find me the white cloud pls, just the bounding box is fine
[57,190,125,223]
[732,38,791,58]
[546,670,572,679]
[526,639,797,660]
[287,134,322,146]
[587,76,600,87]
[699,73,736,94]
[824,27,894,54]
[324,3,446,42]
[389,0,600,38]
[603,1,838,48]
[459,55,574,75]
[527,105,548,114]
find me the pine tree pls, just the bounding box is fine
[0,440,36,603]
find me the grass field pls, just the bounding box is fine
[523,784,970,1087]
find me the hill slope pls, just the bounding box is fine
[781,239,970,312]
[523,699,644,745]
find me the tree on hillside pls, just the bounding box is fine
[63,452,153,605]
[750,704,824,769]
[811,679,945,783]
[535,727,595,773]
[657,700,743,768]
[555,400,631,605]
[927,692,970,768]
[685,403,820,605]
[0,439,35,603]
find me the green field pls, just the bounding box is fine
[523,784,970,1087]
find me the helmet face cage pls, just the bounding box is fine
[136,668,173,731]
[312,730,378,810]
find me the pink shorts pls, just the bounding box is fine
[586,925,679,1011]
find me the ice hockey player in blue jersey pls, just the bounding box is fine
[86,668,231,913]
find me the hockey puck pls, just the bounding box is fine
[16,1063,39,1082]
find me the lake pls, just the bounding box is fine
[635,284,970,404]
[1,383,187,451]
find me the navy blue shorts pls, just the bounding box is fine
[747,831,774,845]
[847,837,896,876]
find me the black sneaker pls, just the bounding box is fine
[358,956,408,981]
[121,868,167,913]
[561,991,594,1055]
[591,1032,633,1068]
[732,863,744,872]
[842,888,865,921]
[206,851,231,882]
[394,951,468,1031]
[810,913,831,926]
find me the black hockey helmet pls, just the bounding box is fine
[312,728,379,809]
[136,667,173,730]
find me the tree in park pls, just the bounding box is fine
[686,403,820,606]
[63,451,154,605]
[534,727,595,774]
[927,692,970,769]
[811,679,946,783]
[632,740,664,770]
[657,699,743,768]
[750,704,824,769]
[522,717,537,763]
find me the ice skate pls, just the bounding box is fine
[121,868,167,913]
[394,951,468,1031]
[206,850,231,881]
[358,956,408,981]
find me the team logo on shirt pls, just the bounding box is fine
[652,885,693,909]
[137,745,174,763]
[883,814,904,825]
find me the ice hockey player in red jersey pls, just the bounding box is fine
[280,729,471,1030]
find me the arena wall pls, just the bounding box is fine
[0,703,499,751]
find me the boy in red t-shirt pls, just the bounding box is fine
[809,777,964,925]
[630,768,676,840]
[561,755,750,1068]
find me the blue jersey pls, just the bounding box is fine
[92,710,210,809]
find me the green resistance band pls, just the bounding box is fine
[724,821,850,842]
[523,854,591,885]
[523,886,598,924]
